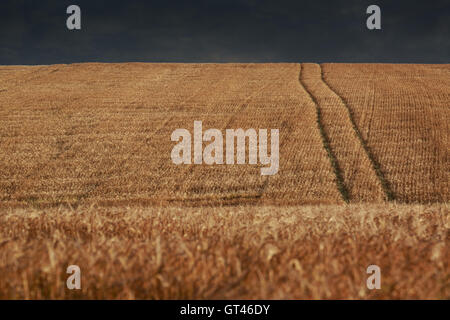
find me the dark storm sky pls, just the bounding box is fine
[0,0,448,65]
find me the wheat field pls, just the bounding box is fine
[0,63,448,299]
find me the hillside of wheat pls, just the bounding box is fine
[0,63,448,299]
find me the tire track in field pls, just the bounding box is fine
[220,73,288,203]
[298,64,350,203]
[320,64,395,201]
[166,73,254,198]
[300,63,387,202]
[176,73,275,204]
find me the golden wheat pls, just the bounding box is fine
[0,204,448,299]
[0,63,448,299]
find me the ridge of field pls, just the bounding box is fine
[0,204,447,299]
[322,63,449,203]
[0,63,341,207]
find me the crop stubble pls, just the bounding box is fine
[1,63,343,207]
[1,63,447,205]
[0,62,448,299]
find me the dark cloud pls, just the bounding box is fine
[0,0,448,64]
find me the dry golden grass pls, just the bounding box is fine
[0,204,448,299]
[0,63,448,299]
